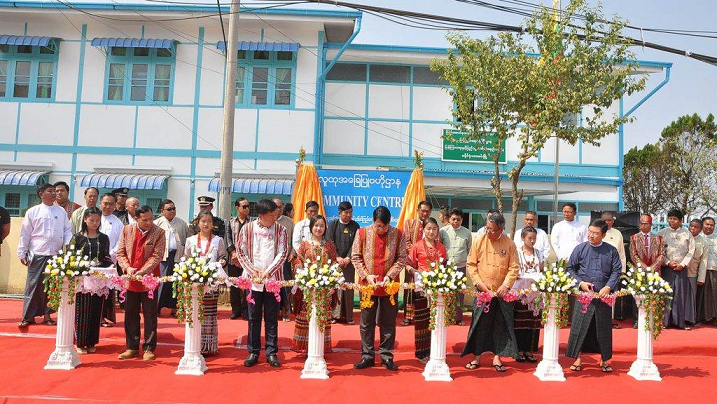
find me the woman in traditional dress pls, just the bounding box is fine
[291,214,336,355]
[512,226,544,363]
[74,207,113,354]
[407,217,447,363]
[184,211,227,356]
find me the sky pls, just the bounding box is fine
[342,0,717,152]
[74,0,717,151]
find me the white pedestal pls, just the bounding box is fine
[176,284,208,376]
[534,294,565,382]
[628,295,662,381]
[423,293,452,382]
[45,278,82,370]
[301,302,329,379]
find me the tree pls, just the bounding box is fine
[431,0,646,236]
[660,113,717,215]
[622,143,673,215]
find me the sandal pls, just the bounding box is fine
[524,353,538,363]
[515,353,526,363]
[492,364,507,372]
[601,363,613,373]
[43,319,57,326]
[101,321,113,328]
[465,360,480,370]
[18,320,35,328]
[401,319,412,326]
[570,364,582,372]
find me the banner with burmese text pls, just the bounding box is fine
[317,169,411,227]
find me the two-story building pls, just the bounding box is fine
[0,1,671,231]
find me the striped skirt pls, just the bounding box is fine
[201,290,220,355]
[75,292,104,348]
[291,290,332,354]
[513,301,541,352]
[414,293,430,359]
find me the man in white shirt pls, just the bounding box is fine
[17,184,72,328]
[97,193,124,326]
[98,193,124,263]
[601,211,627,329]
[513,210,551,259]
[551,202,587,262]
[292,200,319,252]
[70,187,99,234]
[126,197,140,225]
[154,199,189,317]
[236,199,288,368]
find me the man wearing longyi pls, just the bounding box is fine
[565,219,622,373]
[461,212,520,373]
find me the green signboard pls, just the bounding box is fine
[441,129,506,164]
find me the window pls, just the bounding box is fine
[326,63,367,82]
[104,46,175,104]
[369,64,410,84]
[0,186,46,217]
[0,42,58,101]
[235,50,296,108]
[4,193,20,216]
[413,66,448,86]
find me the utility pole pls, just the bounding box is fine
[219,0,241,224]
[551,0,561,232]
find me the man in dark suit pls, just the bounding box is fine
[116,205,165,361]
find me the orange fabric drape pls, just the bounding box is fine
[292,164,326,223]
[396,168,425,231]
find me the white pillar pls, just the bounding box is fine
[534,293,566,382]
[628,295,662,381]
[176,283,208,376]
[45,278,82,370]
[301,301,329,379]
[423,293,452,382]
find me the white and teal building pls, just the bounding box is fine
[0,1,671,231]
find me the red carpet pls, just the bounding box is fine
[0,297,714,404]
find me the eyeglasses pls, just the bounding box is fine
[165,207,176,211]
[239,205,250,209]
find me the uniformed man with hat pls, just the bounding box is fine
[112,187,130,225]
[188,196,226,237]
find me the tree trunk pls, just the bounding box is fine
[491,155,503,213]
[510,160,527,238]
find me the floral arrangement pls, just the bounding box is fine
[621,263,673,339]
[295,256,345,330]
[532,261,577,328]
[414,259,467,330]
[43,244,94,310]
[172,246,223,328]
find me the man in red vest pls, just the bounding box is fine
[116,205,166,361]
[628,214,665,328]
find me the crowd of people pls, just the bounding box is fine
[5,181,717,373]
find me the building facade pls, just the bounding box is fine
[0,1,671,230]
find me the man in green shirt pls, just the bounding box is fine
[439,207,472,325]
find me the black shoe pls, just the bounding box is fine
[267,354,281,367]
[230,313,240,320]
[354,358,375,369]
[244,353,259,367]
[381,359,398,371]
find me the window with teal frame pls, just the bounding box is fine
[1,185,43,217]
[104,46,175,105]
[0,42,59,101]
[234,50,296,108]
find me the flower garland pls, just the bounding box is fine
[621,263,673,339]
[414,259,467,330]
[294,257,345,330]
[531,261,577,328]
[172,245,223,328]
[359,282,401,309]
[42,244,93,310]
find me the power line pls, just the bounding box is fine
[51,0,447,162]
